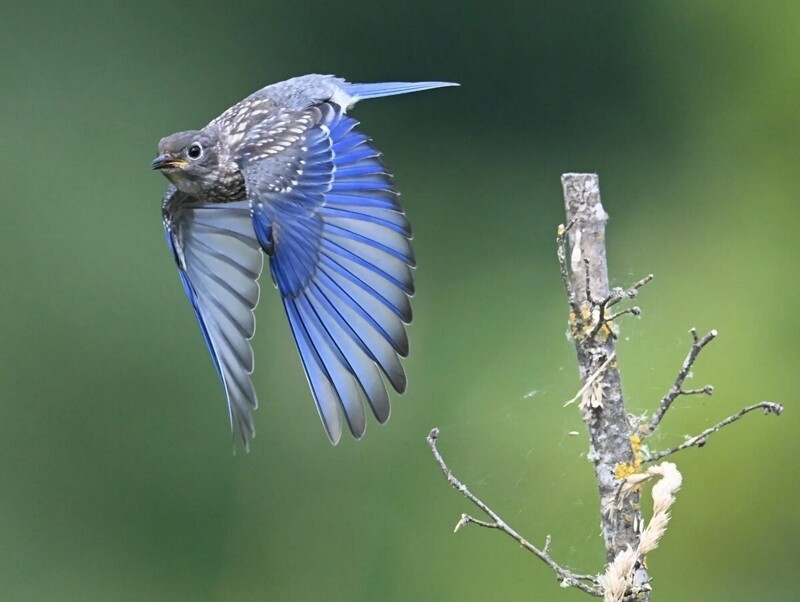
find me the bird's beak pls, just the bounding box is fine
[151,154,187,170]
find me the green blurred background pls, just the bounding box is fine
[0,1,797,600]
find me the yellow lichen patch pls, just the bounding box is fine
[569,310,591,341]
[569,305,594,339]
[629,434,643,471]
[568,314,583,341]
[613,435,643,485]
[614,462,638,480]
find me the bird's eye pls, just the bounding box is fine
[187,144,203,160]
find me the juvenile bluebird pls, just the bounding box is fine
[153,74,457,448]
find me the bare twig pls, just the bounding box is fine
[426,428,603,596]
[605,274,654,309]
[607,306,641,322]
[589,275,653,339]
[644,402,784,463]
[645,328,717,435]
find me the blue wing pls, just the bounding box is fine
[241,103,414,443]
[163,188,264,448]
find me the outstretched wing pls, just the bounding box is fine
[240,102,414,444]
[163,187,264,448]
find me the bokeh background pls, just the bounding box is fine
[0,2,797,600]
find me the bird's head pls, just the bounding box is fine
[153,129,221,196]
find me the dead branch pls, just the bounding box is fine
[559,174,649,598]
[643,401,783,463]
[426,428,603,597]
[645,328,717,436]
[426,173,783,601]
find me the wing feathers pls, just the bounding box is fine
[164,194,263,447]
[245,106,412,440]
[284,298,344,443]
[322,205,411,237]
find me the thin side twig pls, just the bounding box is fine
[427,428,602,597]
[607,306,641,322]
[605,274,654,309]
[645,328,717,436]
[644,402,784,463]
[589,274,653,339]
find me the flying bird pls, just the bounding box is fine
[153,74,457,448]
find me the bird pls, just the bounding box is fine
[153,74,457,449]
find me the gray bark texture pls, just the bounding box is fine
[560,174,650,596]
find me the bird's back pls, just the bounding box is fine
[211,74,346,136]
